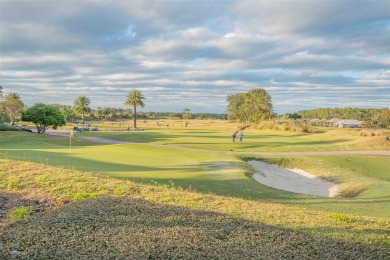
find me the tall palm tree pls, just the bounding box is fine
[124,89,145,129]
[73,96,91,125]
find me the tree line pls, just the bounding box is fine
[0,87,227,133]
[296,107,390,129]
[2,85,388,132]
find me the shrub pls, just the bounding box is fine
[251,119,314,133]
[0,124,21,131]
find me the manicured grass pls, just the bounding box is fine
[0,159,389,249]
[79,127,390,152]
[1,131,389,218]
[1,127,390,257]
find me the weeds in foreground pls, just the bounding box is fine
[7,206,33,222]
[330,213,354,223]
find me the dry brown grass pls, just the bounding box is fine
[251,119,315,133]
[1,158,389,251]
[1,197,388,259]
[360,129,390,137]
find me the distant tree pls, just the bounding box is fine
[227,88,273,123]
[0,86,4,122]
[146,112,155,119]
[124,89,145,128]
[227,92,245,121]
[3,92,25,125]
[182,108,192,120]
[197,113,205,120]
[22,103,65,133]
[123,108,133,119]
[168,112,176,119]
[59,105,75,122]
[102,107,113,120]
[73,96,91,125]
[375,108,390,129]
[285,113,302,120]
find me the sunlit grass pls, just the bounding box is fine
[1,131,390,218]
[0,159,389,248]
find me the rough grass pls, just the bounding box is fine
[1,197,388,259]
[0,159,389,250]
[251,119,315,133]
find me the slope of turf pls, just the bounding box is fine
[1,131,390,218]
[1,197,388,259]
[1,159,389,249]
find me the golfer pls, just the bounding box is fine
[239,131,244,142]
[232,131,238,142]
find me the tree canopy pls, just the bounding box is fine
[124,89,145,128]
[3,92,25,125]
[182,108,192,120]
[22,103,66,133]
[226,88,273,123]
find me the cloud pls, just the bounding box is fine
[0,0,389,114]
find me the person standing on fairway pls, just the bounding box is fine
[232,131,238,142]
[239,131,244,142]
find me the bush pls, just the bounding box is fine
[251,119,314,133]
[0,124,21,131]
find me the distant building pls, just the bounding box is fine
[330,119,362,128]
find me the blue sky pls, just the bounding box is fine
[1,0,389,114]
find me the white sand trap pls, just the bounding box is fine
[248,160,339,197]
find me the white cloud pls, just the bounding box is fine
[0,0,389,114]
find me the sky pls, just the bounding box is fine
[0,0,389,114]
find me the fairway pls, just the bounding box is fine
[1,128,389,218]
[1,126,390,258]
[79,126,390,152]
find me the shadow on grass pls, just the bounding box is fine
[0,197,387,259]
[0,149,203,174]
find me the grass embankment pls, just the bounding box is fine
[0,159,389,259]
[1,131,390,218]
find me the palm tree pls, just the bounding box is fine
[124,89,145,129]
[73,96,91,125]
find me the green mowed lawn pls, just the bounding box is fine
[79,127,390,152]
[1,131,389,218]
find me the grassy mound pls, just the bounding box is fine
[1,159,389,249]
[1,197,388,259]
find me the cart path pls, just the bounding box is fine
[45,131,390,157]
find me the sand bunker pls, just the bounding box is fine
[248,160,339,197]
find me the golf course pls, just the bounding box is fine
[0,120,389,258]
